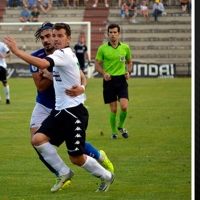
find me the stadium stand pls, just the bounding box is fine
[0,0,191,76]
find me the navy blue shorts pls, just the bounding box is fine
[103,75,129,104]
[35,103,89,156]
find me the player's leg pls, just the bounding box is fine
[103,79,118,139]
[84,142,114,172]
[117,79,129,138]
[70,154,115,192]
[32,112,74,192]
[118,98,129,138]
[0,67,10,104]
[30,103,60,176]
[66,104,115,192]
[109,102,118,139]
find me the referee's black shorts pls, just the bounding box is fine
[103,75,129,104]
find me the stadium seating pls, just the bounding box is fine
[0,0,191,75]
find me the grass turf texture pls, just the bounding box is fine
[0,78,191,200]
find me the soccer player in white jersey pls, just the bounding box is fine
[0,42,11,104]
[4,23,115,192]
[29,22,114,192]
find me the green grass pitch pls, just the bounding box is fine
[0,77,191,200]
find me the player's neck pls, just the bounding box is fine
[110,40,119,48]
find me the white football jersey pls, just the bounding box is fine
[47,47,84,110]
[0,42,10,68]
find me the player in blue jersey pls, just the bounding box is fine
[29,22,114,192]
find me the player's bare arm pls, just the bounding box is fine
[32,71,53,93]
[4,36,50,70]
[95,60,111,81]
[125,58,133,80]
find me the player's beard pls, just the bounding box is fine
[43,42,54,52]
[46,46,54,53]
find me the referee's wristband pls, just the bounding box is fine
[80,85,85,91]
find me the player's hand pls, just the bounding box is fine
[103,73,111,81]
[125,71,131,80]
[4,36,19,54]
[38,69,44,76]
[65,85,84,97]
[41,69,53,80]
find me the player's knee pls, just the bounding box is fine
[31,133,48,146]
[69,154,86,166]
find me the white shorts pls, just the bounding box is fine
[30,103,52,128]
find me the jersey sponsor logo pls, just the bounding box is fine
[75,127,81,131]
[75,133,82,138]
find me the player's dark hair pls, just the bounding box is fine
[107,24,120,33]
[53,23,71,37]
[34,21,53,42]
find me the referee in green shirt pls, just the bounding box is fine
[94,23,132,139]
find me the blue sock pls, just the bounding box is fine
[84,142,100,160]
[33,146,59,176]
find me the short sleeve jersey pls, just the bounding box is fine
[28,0,37,6]
[20,10,31,18]
[46,47,84,110]
[31,11,40,18]
[95,42,132,76]
[30,48,55,109]
[74,43,87,67]
[0,42,10,68]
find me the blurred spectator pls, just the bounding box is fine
[140,0,149,23]
[73,36,90,74]
[119,0,139,8]
[19,5,31,31]
[7,0,21,8]
[73,0,82,7]
[187,0,191,14]
[31,6,40,22]
[22,0,37,8]
[93,0,109,8]
[127,0,138,23]
[120,1,129,21]
[135,0,139,5]
[63,0,70,7]
[152,0,165,22]
[118,0,122,8]
[179,0,189,14]
[160,0,171,6]
[39,0,53,14]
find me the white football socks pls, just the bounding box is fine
[81,155,112,180]
[4,85,10,99]
[34,142,70,175]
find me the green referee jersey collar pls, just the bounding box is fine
[108,41,121,48]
